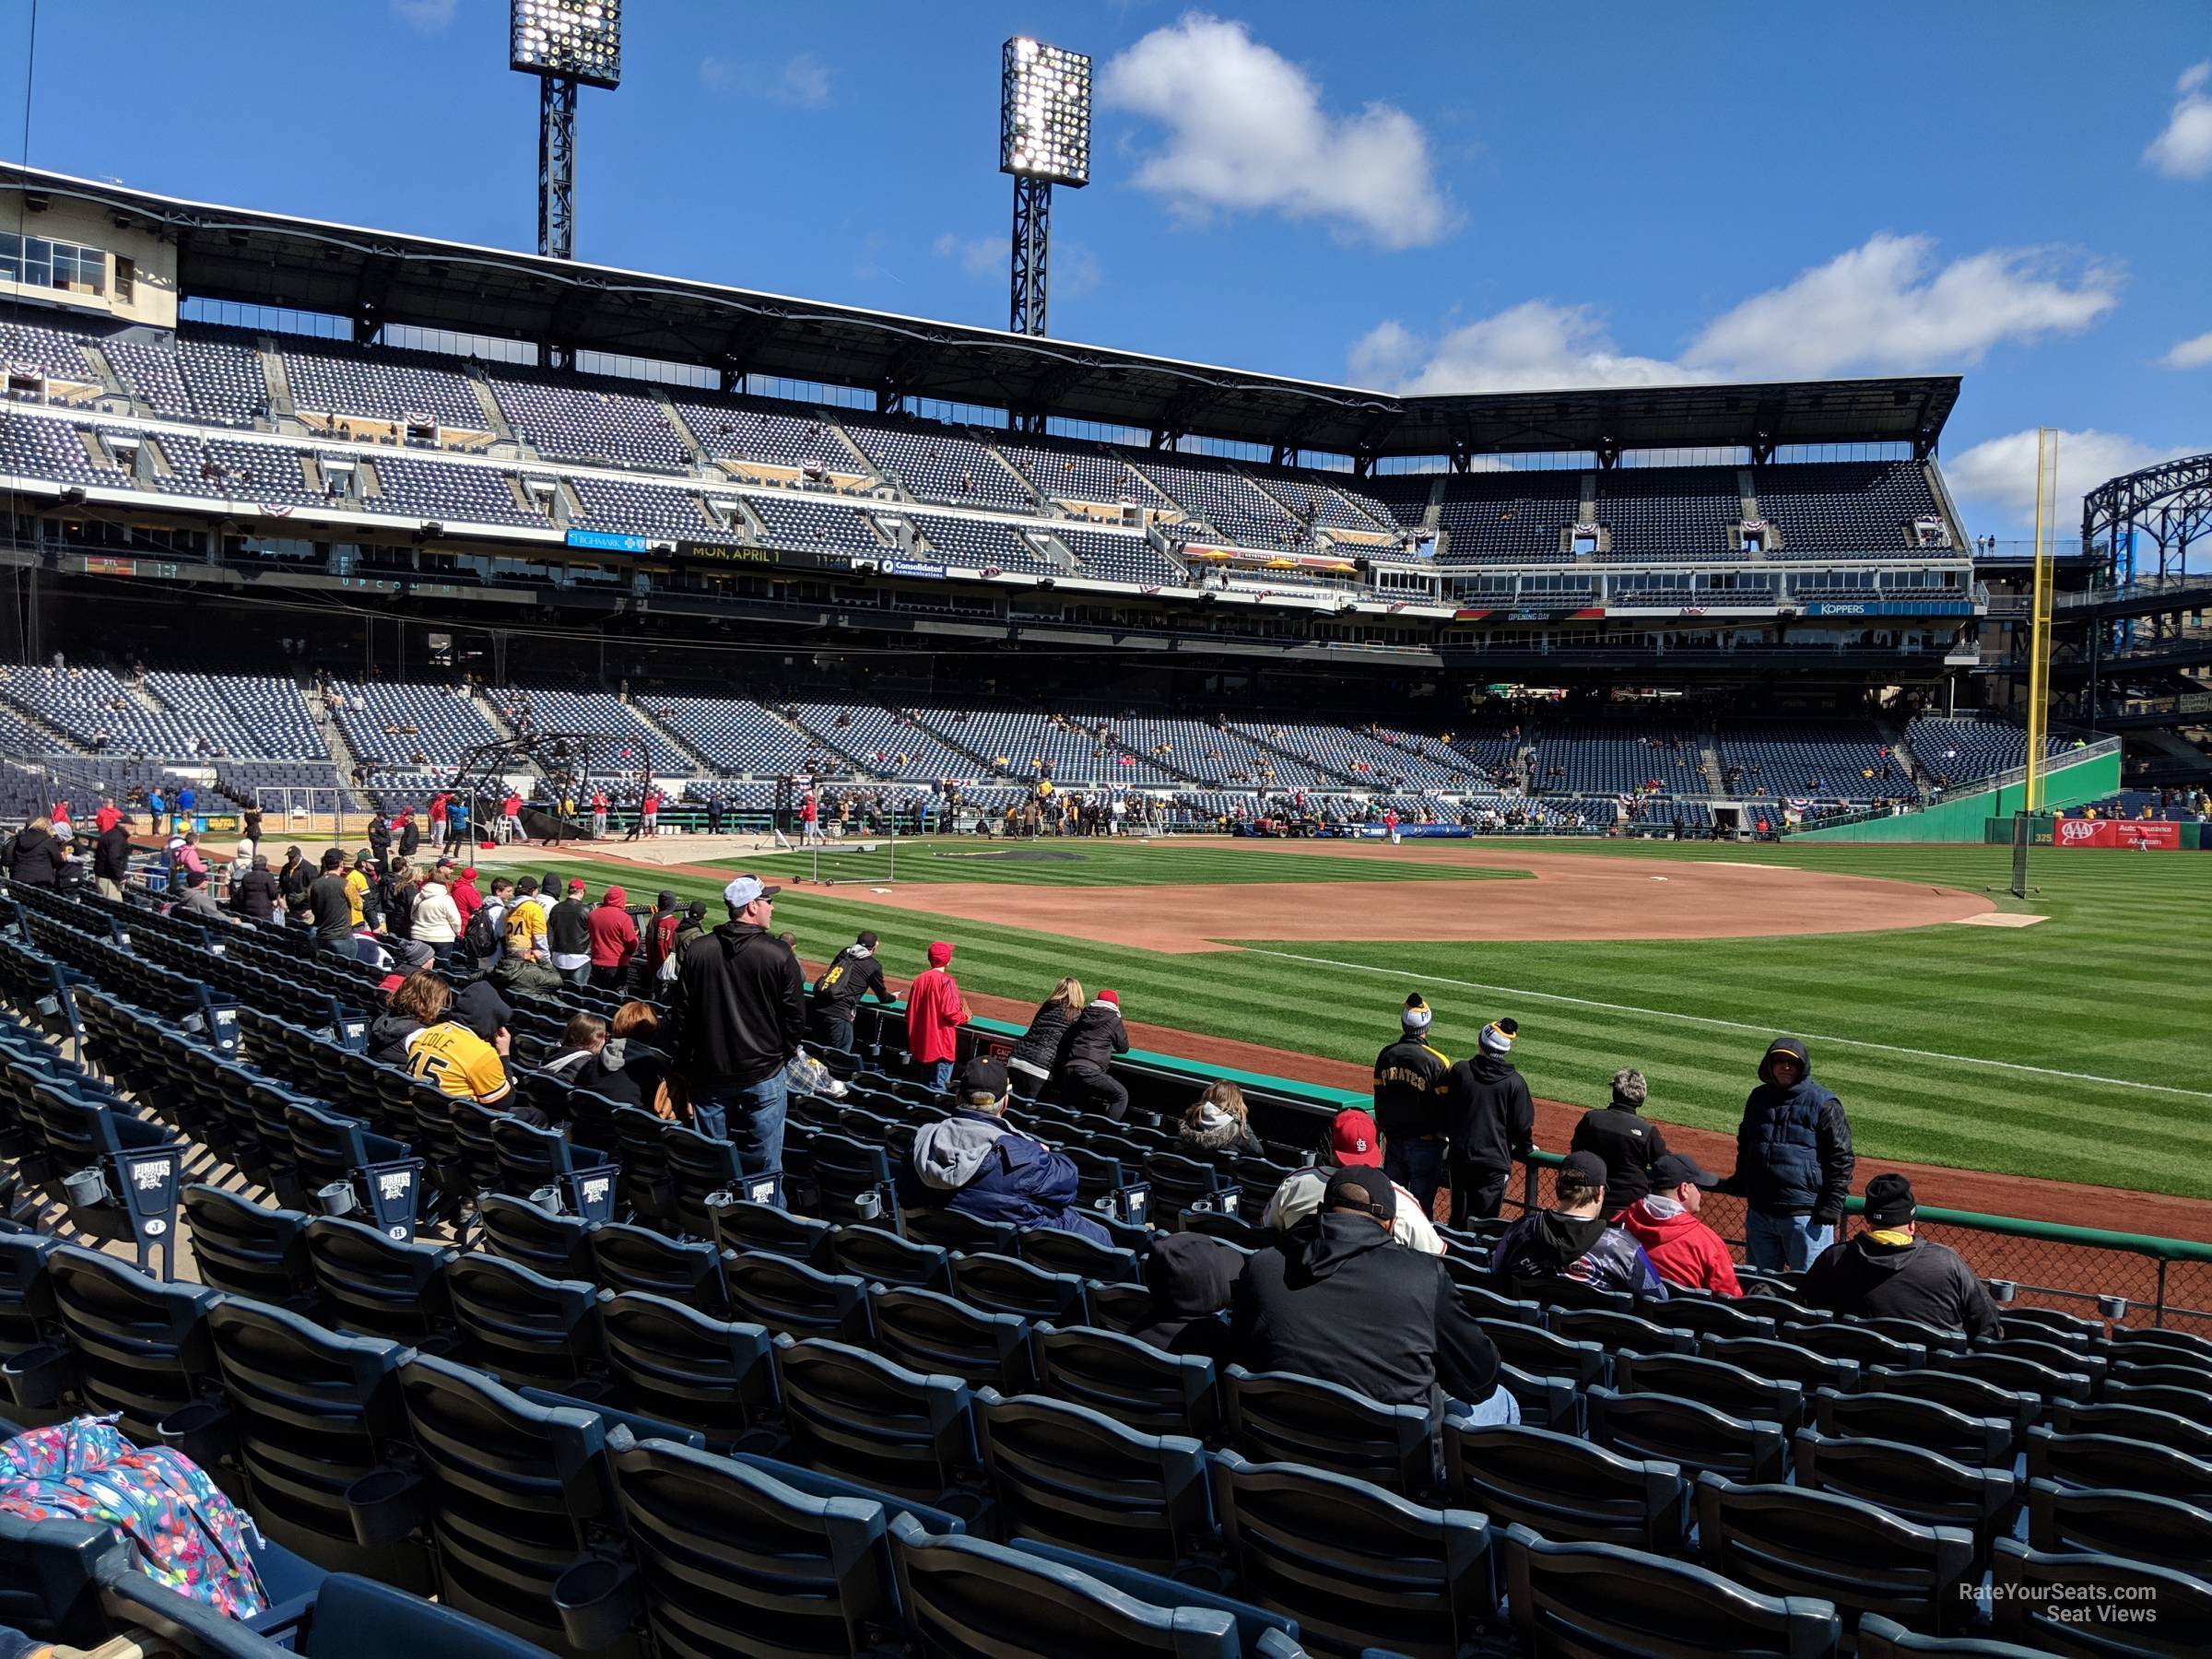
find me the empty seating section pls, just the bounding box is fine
[96,334,193,418]
[748,493,885,554]
[0,410,106,482]
[1365,473,1440,529]
[481,368,687,469]
[998,437,1154,505]
[329,680,500,768]
[1529,720,1700,796]
[790,704,978,780]
[280,338,484,430]
[1,317,99,382]
[909,512,1058,574]
[1907,714,2065,783]
[1052,525,1187,585]
[1102,716,1337,790]
[930,707,1124,782]
[365,455,543,527]
[1753,461,1941,554]
[1227,719,1486,792]
[492,686,690,775]
[841,418,1036,511]
[140,673,327,761]
[568,475,724,542]
[1251,468,1394,533]
[1598,467,1741,559]
[1716,719,1903,802]
[657,698,842,775]
[1437,471,1582,562]
[673,397,864,474]
[1131,453,1304,547]
[174,325,273,424]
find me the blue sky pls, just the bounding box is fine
[3,0,2206,535]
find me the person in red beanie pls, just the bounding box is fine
[450,865,483,928]
[906,940,969,1093]
[1055,985,1130,1119]
[1259,1107,1446,1253]
[588,883,641,992]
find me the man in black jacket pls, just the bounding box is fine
[277,844,313,927]
[1445,1018,1535,1221]
[1373,993,1452,1217]
[673,874,806,1171]
[812,929,891,1052]
[1727,1036,1854,1271]
[1055,987,1131,1119]
[1570,1067,1668,1211]
[366,811,393,874]
[229,853,282,924]
[1228,1167,1506,1420]
[94,810,135,900]
[547,878,594,985]
[307,849,354,955]
[1798,1173,1997,1338]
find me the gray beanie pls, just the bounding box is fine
[1610,1068,1648,1110]
[1401,993,1433,1033]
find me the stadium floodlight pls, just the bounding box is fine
[510,0,624,266]
[999,37,1090,339]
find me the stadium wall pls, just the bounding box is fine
[1791,746,2121,841]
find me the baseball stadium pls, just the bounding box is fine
[1,4,2210,1654]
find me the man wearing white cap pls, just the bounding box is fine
[1446,1017,1535,1221]
[670,873,806,1171]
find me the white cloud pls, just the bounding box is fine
[1099,13,1453,250]
[2145,61,2212,179]
[391,0,455,31]
[2160,329,2212,370]
[1945,429,2205,532]
[932,232,1001,279]
[1353,233,2121,393]
[700,52,832,108]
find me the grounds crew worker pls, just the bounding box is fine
[1372,993,1452,1217]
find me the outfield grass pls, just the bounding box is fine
[513,838,2212,1199]
[800,843,1523,887]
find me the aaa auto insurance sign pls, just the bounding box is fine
[2055,819,2181,850]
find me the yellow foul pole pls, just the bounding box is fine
[2024,428,2058,811]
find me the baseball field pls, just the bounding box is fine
[499,835,2212,1204]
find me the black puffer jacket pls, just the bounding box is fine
[1228,1212,1500,1412]
[1060,1000,1128,1075]
[1446,1053,1534,1172]
[6,826,66,888]
[1731,1037,1853,1222]
[1009,997,1079,1074]
[1798,1230,1999,1338]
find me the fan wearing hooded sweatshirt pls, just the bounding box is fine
[899,1057,1109,1242]
[813,931,892,1051]
[1055,989,1131,1119]
[1798,1172,1997,1338]
[1128,1232,1245,1359]
[1727,1035,1854,1272]
[1445,1018,1535,1221]
[1488,1150,1667,1299]
[905,941,968,1092]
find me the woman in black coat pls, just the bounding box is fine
[1007,977,1084,1101]
[6,818,68,888]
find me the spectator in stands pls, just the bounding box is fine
[344,850,377,931]
[1230,1166,1505,1418]
[1725,1036,1853,1272]
[672,874,805,1162]
[588,884,640,990]
[570,1001,677,1116]
[230,853,280,924]
[370,969,449,1067]
[176,783,196,833]
[1006,977,1084,1100]
[671,899,710,959]
[812,929,892,1053]
[176,864,223,919]
[93,809,134,900]
[547,878,594,986]
[1570,1068,1668,1211]
[376,939,434,997]
[905,940,970,1094]
[174,831,209,893]
[1129,1232,1245,1358]
[276,846,311,926]
[641,889,681,987]
[1800,1172,1996,1337]
[4,817,66,889]
[1489,1150,1668,1299]
[307,850,353,955]
[1445,1018,1534,1222]
[900,1055,1110,1243]
[1262,1107,1446,1255]
[406,979,514,1109]
[539,1012,608,1091]
[1618,1152,1740,1297]
[1179,1079,1263,1157]
[410,864,463,963]
[395,807,420,864]
[1056,988,1131,1119]
[382,861,420,942]
[1373,994,1453,1218]
[448,863,482,928]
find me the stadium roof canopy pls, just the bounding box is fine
[4,163,1961,463]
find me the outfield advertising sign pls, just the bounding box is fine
[2055,819,2180,850]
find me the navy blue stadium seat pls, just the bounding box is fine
[972,1388,1212,1573]
[1032,1321,1222,1441]
[441,1252,605,1391]
[771,1333,982,1511]
[585,1220,728,1312]
[2025,1477,2212,1578]
[593,1291,775,1450]
[1988,1538,2212,1654]
[1443,1419,1688,1553]
[304,1215,456,1344]
[723,1250,872,1345]
[1223,1365,1435,1498]
[1812,1388,2018,1467]
[1586,1385,1788,1484]
[1854,1614,2042,1657]
[829,1222,951,1290]
[476,1193,595,1281]
[949,1251,1090,1325]
[2024,1427,2212,1507]
[709,1196,835,1268]
[868,1284,1036,1394]
[180,1183,318,1308]
[1613,1349,1807,1438]
[13,1244,219,1440]
[1793,1430,2017,1565]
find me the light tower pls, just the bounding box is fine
[510,0,624,263]
[999,37,1090,337]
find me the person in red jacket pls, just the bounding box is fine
[449,864,483,926]
[1618,1152,1742,1297]
[905,939,969,1093]
[587,884,641,992]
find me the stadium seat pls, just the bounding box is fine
[180,1183,318,1308]
[589,1291,775,1450]
[723,1249,873,1345]
[1987,1538,2212,1654]
[1921,1350,2092,1406]
[1477,1318,1607,1390]
[868,1284,1037,1394]
[441,1252,605,1392]
[1812,1388,2018,1467]
[710,1196,837,1268]
[14,1244,219,1440]
[1500,1523,1841,1656]
[1865,1365,2041,1439]
[770,1333,982,1510]
[602,1434,900,1656]
[901,1204,1020,1254]
[1552,1306,1697,1357]
[1854,1614,2042,1657]
[1491,1361,1586,1436]
[2048,1399,2212,1462]
[1792,1430,2017,1564]
[1695,1471,1979,1636]
[1223,1365,1436,1497]
[1613,1350,1808,1438]
[1210,1449,1495,1658]
[585,1220,728,1312]
[1442,1419,1688,1553]
[1704,1335,1863,1396]
[2025,1477,2212,1577]
[304,1215,457,1344]
[476,1193,596,1281]
[948,1251,1091,1325]
[1586,1385,1789,1483]
[972,1388,1213,1573]
[2024,1427,2212,1507]
[828,1222,951,1291]
[1031,1321,1223,1441]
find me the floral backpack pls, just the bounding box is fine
[0,1416,270,1618]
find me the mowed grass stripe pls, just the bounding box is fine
[512,842,2212,1198]
[860,844,1520,888]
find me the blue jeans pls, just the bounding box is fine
[1383,1136,1447,1218]
[818,1016,855,1053]
[693,1070,789,1176]
[1745,1208,1833,1272]
[928,1059,954,1094]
